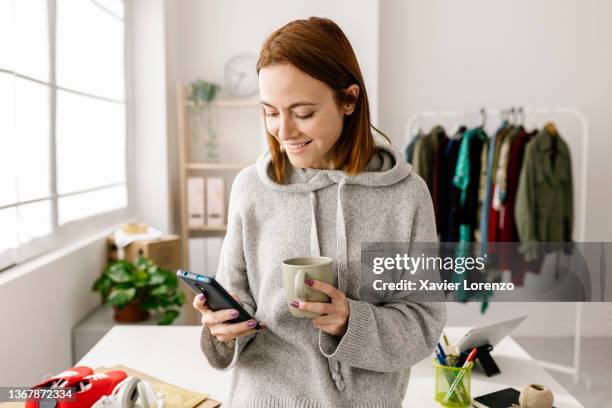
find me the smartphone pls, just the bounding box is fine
[177,269,256,325]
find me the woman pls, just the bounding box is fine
[193,17,446,407]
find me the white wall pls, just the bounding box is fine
[168,0,379,120]
[130,0,171,233]
[0,228,114,386]
[378,0,612,336]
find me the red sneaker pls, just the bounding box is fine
[65,370,128,407]
[25,367,94,407]
[31,367,94,388]
[25,369,127,408]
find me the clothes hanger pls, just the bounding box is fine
[500,107,513,128]
[545,121,558,137]
[510,106,518,126]
[544,121,559,167]
[517,106,526,131]
[479,108,487,129]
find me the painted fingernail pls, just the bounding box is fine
[197,293,205,300]
[247,320,258,328]
[289,300,299,308]
[304,279,314,286]
[230,310,239,317]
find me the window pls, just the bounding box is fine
[0,0,129,271]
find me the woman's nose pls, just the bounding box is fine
[277,116,297,141]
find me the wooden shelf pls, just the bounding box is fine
[177,84,264,323]
[189,225,227,234]
[185,99,260,108]
[186,162,251,170]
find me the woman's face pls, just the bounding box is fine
[259,63,356,170]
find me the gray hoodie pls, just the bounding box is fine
[200,143,446,407]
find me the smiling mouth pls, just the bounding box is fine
[285,140,312,148]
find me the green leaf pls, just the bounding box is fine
[164,272,178,289]
[150,284,169,297]
[140,297,159,310]
[165,291,185,307]
[132,267,149,287]
[147,272,166,286]
[136,257,153,270]
[92,275,112,296]
[158,309,179,325]
[92,274,106,290]
[106,288,136,307]
[106,262,133,283]
[147,265,160,275]
[175,291,185,306]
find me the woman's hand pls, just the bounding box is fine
[193,292,266,343]
[289,279,350,336]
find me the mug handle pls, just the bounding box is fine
[295,269,306,300]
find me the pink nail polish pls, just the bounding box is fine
[289,300,299,308]
[304,279,314,286]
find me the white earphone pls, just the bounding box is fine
[92,377,164,408]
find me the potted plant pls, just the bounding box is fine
[92,257,185,325]
[188,79,221,162]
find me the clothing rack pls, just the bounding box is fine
[404,107,589,384]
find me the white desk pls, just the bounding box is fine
[78,326,583,407]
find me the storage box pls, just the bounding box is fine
[205,177,225,227]
[187,176,206,228]
[108,234,181,272]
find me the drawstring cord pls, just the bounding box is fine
[309,182,347,391]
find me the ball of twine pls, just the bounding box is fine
[518,384,554,408]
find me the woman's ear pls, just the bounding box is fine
[342,84,360,115]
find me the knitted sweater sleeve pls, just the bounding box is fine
[319,177,447,372]
[200,172,257,370]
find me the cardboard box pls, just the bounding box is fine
[108,234,181,272]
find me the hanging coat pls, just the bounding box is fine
[515,127,574,261]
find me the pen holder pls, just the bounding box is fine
[433,360,472,407]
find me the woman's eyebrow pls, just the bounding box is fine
[260,101,318,109]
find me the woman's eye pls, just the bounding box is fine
[295,112,314,120]
[265,112,279,117]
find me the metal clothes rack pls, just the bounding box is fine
[404,107,589,383]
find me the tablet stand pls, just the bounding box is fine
[457,344,500,377]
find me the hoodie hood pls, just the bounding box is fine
[256,143,412,391]
[256,143,412,192]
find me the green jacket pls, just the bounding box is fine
[413,125,446,191]
[515,127,573,261]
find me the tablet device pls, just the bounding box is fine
[456,315,527,352]
[177,269,256,325]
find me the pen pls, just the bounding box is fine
[437,343,447,363]
[442,347,477,404]
[435,349,447,366]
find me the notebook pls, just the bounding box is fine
[473,387,556,408]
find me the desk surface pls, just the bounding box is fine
[78,326,583,407]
